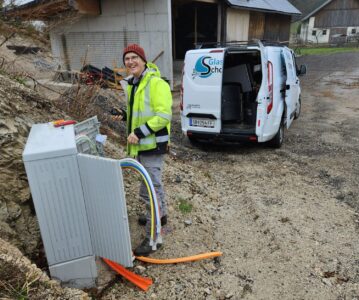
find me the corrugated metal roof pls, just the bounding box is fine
[227,0,301,15]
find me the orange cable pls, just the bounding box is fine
[103,258,153,291]
[135,251,223,264]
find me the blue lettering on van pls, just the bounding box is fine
[192,56,223,79]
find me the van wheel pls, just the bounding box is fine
[294,97,301,120]
[269,121,284,148]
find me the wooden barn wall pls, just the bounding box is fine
[226,8,250,41]
[314,0,359,27]
[248,11,265,39]
[263,14,291,42]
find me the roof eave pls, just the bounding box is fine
[228,6,301,16]
[300,0,333,21]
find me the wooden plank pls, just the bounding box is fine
[75,0,100,15]
[248,11,265,40]
[323,0,359,10]
[226,8,249,41]
[315,9,359,27]
[314,0,359,27]
[264,14,290,42]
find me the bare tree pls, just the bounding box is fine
[312,29,324,44]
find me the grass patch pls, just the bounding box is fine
[296,47,359,56]
[14,76,27,86]
[178,199,193,214]
[0,261,40,300]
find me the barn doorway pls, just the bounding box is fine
[172,1,218,59]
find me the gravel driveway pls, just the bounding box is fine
[111,52,359,300]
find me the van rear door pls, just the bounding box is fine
[282,48,299,128]
[255,43,271,142]
[182,49,224,133]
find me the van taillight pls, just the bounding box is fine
[267,61,273,114]
[180,63,184,111]
[249,136,257,141]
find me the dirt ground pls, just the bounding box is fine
[1,34,358,299]
[107,52,359,300]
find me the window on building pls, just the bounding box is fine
[352,28,357,34]
[312,30,317,36]
[322,29,327,35]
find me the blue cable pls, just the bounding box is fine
[119,160,161,242]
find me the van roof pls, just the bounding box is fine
[195,40,287,49]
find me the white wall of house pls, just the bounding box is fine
[50,0,173,86]
[300,17,330,43]
[226,8,249,41]
[347,26,359,36]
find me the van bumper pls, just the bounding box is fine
[187,131,258,143]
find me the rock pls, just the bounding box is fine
[96,259,116,292]
[7,201,22,220]
[0,201,9,222]
[216,290,226,299]
[204,288,211,295]
[135,265,146,274]
[322,278,333,286]
[184,219,192,226]
[0,221,16,239]
[225,292,234,299]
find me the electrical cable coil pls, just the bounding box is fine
[119,158,162,248]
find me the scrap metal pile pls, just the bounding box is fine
[80,64,127,90]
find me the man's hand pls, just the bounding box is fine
[111,115,123,122]
[110,108,124,122]
[128,132,139,144]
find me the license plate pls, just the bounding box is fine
[190,118,215,128]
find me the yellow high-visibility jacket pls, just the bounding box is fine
[126,63,172,157]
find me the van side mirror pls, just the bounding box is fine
[298,64,307,76]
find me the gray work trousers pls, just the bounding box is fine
[137,153,166,237]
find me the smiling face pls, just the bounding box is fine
[124,52,146,78]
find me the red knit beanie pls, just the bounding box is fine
[123,44,147,63]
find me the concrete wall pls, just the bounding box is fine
[50,0,173,86]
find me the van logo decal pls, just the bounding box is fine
[192,56,223,79]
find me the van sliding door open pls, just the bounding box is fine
[221,50,262,133]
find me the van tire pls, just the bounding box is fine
[269,120,284,148]
[294,97,301,120]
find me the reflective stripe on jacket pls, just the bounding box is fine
[126,62,172,157]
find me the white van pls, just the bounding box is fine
[180,41,306,147]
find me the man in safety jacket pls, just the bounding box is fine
[117,44,172,256]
